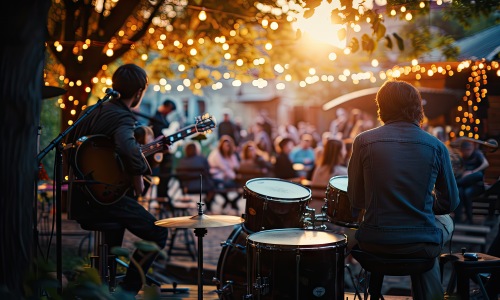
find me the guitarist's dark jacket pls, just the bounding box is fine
[66,99,150,220]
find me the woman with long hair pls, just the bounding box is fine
[208,135,240,189]
[311,138,347,186]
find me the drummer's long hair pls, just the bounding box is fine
[376,79,424,126]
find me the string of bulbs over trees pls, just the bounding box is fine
[44,0,499,140]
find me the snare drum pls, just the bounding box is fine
[243,178,311,232]
[246,228,346,299]
[326,175,365,228]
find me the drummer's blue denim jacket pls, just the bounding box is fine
[347,121,459,245]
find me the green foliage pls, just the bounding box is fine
[436,36,461,60]
[39,99,61,181]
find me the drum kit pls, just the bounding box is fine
[155,176,363,300]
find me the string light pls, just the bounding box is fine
[47,1,499,127]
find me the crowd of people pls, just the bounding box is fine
[64,63,498,298]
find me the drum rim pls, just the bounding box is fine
[246,228,347,247]
[328,175,348,184]
[328,175,348,192]
[244,177,312,201]
[247,243,346,251]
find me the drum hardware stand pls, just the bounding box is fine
[36,89,118,294]
[155,175,244,300]
[251,276,270,297]
[303,205,328,230]
[344,263,364,300]
[213,278,234,296]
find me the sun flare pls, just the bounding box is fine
[292,0,347,49]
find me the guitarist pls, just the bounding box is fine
[149,98,180,198]
[66,64,168,296]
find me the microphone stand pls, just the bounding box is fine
[36,89,118,293]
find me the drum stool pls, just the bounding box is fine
[350,246,435,300]
[80,221,124,291]
[80,221,164,291]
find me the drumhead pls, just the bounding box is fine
[245,178,311,201]
[329,175,348,192]
[247,228,345,247]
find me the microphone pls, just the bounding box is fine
[105,88,121,99]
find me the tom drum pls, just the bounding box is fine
[243,178,311,232]
[326,175,365,228]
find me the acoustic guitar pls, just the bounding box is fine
[73,114,216,205]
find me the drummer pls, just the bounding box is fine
[347,80,459,299]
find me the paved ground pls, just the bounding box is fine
[37,180,500,299]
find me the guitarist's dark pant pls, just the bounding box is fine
[78,195,168,294]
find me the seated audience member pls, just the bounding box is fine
[314,131,332,168]
[311,138,347,187]
[208,135,240,189]
[176,141,216,211]
[290,133,316,179]
[454,140,489,224]
[238,140,273,176]
[273,137,297,179]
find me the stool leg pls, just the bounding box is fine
[108,255,117,291]
[474,274,490,300]
[98,243,108,286]
[368,272,384,300]
[456,267,470,300]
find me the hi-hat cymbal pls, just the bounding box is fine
[155,214,244,229]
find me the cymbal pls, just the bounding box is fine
[155,214,244,229]
[42,86,67,99]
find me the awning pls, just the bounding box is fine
[323,86,463,119]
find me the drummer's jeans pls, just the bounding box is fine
[345,214,453,300]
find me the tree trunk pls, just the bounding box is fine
[0,1,50,298]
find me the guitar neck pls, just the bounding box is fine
[141,123,199,157]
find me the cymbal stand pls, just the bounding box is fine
[36,89,118,293]
[195,174,206,300]
[194,225,207,300]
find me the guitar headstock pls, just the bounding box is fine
[195,113,217,134]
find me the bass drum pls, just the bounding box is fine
[216,224,250,300]
[247,228,347,299]
[243,177,311,232]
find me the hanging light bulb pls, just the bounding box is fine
[198,10,207,21]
